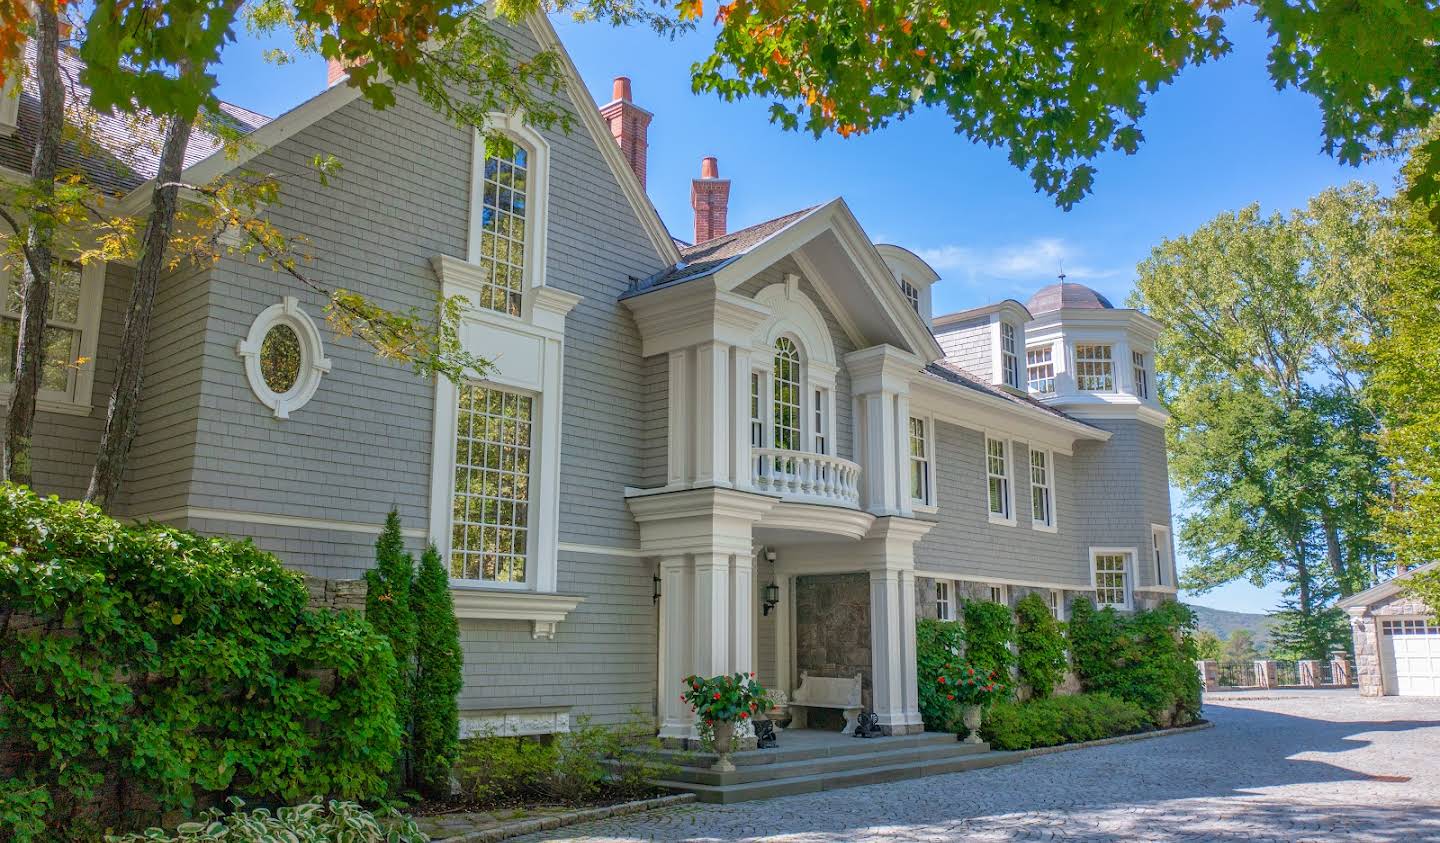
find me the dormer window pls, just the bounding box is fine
[1074,344,1114,391]
[1000,323,1020,388]
[900,278,920,314]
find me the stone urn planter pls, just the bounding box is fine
[960,705,984,744]
[710,722,738,772]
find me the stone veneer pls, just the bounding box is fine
[795,573,873,712]
[1347,591,1433,697]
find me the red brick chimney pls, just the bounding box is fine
[691,156,730,244]
[326,58,348,88]
[599,76,653,189]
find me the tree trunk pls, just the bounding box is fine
[4,3,64,486]
[1320,507,1351,597]
[85,113,195,509]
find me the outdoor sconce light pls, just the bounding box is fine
[762,548,780,616]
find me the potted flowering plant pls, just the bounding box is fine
[681,672,773,771]
[934,661,1007,744]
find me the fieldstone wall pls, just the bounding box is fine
[304,574,368,612]
[795,573,872,712]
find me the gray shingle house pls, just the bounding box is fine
[0,16,1176,741]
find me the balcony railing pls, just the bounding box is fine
[750,448,861,508]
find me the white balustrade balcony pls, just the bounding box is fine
[750,448,862,508]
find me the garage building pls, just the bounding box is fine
[1340,561,1440,697]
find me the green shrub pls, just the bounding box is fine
[0,486,401,839]
[1066,597,1203,727]
[366,510,417,788]
[981,693,1151,750]
[960,599,1016,684]
[1014,593,1068,698]
[411,544,464,799]
[454,716,670,806]
[105,797,425,842]
[916,618,965,730]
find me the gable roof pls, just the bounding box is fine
[1338,561,1440,611]
[625,205,819,295]
[1,45,270,194]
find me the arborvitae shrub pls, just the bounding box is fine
[365,510,416,786]
[410,544,463,798]
[1014,593,1067,698]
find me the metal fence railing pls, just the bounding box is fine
[1206,658,1355,690]
[1215,661,1258,688]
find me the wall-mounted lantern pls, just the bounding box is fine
[762,548,780,616]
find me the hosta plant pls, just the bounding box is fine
[105,797,427,842]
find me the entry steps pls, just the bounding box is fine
[647,730,1020,804]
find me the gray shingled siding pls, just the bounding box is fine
[151,19,667,724]
[1069,418,1157,587]
[934,316,990,379]
[914,421,1091,588]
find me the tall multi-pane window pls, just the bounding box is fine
[1030,448,1053,529]
[813,388,827,454]
[475,143,529,316]
[1,261,82,393]
[1133,350,1150,399]
[1093,552,1130,608]
[1026,346,1055,394]
[1074,344,1114,391]
[909,416,931,505]
[451,385,532,583]
[936,580,953,621]
[1000,323,1020,388]
[986,437,1011,520]
[772,338,801,451]
[900,279,920,313]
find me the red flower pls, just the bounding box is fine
[947,694,954,700]
[714,692,721,700]
[937,676,946,684]
[740,711,749,719]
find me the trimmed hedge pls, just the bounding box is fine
[981,693,1151,750]
[0,486,401,840]
[1067,598,1203,726]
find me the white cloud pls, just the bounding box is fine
[915,237,1122,289]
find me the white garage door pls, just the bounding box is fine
[1380,618,1440,696]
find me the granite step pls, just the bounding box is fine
[642,731,962,769]
[661,740,995,786]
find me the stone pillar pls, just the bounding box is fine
[1348,608,1384,696]
[1197,659,1218,692]
[1330,651,1352,687]
[1254,659,1278,689]
[1298,660,1322,688]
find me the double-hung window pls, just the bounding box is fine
[1000,322,1020,389]
[1092,551,1132,609]
[989,585,1007,605]
[1074,344,1114,391]
[1026,345,1054,395]
[909,416,932,506]
[1,260,101,410]
[451,385,533,584]
[900,279,920,313]
[813,388,828,455]
[936,580,954,621]
[1133,350,1150,400]
[1030,448,1054,530]
[986,437,1012,523]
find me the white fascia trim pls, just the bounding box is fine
[449,588,585,639]
[914,570,1092,592]
[131,506,427,538]
[524,15,679,265]
[556,541,649,558]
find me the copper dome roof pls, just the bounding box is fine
[1025,282,1115,315]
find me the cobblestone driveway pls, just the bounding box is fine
[513,690,1440,842]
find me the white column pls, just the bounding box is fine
[657,555,694,738]
[667,349,690,486]
[868,568,906,729]
[731,550,755,678]
[693,552,731,676]
[898,568,922,730]
[775,573,794,694]
[859,392,901,516]
[693,342,731,486]
[730,346,753,490]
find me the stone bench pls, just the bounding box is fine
[788,671,863,735]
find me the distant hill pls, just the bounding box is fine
[1185,603,1275,649]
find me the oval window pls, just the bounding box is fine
[259,323,303,394]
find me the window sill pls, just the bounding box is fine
[1133,585,1178,594]
[0,393,93,417]
[1031,521,1058,534]
[987,513,1017,527]
[448,587,585,639]
[912,502,939,515]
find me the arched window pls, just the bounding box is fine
[772,337,801,451]
[476,141,529,316]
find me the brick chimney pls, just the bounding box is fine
[326,58,348,88]
[599,76,652,189]
[691,156,730,244]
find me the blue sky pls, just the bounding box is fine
[213,12,1398,615]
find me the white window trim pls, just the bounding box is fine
[988,584,1008,605]
[935,579,954,621]
[1132,350,1150,401]
[1151,524,1172,588]
[471,113,551,296]
[1049,589,1065,621]
[236,297,332,419]
[1073,342,1116,393]
[1029,446,1057,533]
[985,435,1016,526]
[1026,342,1056,396]
[1089,546,1136,610]
[0,75,17,137]
[0,259,105,416]
[909,413,937,512]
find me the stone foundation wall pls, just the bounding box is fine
[795,573,872,711]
